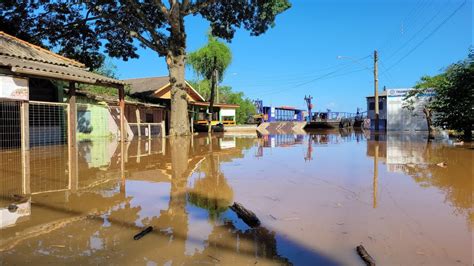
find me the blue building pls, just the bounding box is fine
[262,106,304,122]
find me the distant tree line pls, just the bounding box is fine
[189,80,256,125]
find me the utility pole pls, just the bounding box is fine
[304,95,313,122]
[374,50,379,131]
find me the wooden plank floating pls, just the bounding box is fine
[229,202,261,228]
[133,226,153,240]
[356,245,376,266]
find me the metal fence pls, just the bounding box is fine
[0,149,23,198]
[128,123,165,139]
[0,100,21,149]
[29,101,68,147]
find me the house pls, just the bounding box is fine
[0,31,128,149]
[74,90,165,139]
[125,76,239,128]
[366,88,435,131]
[366,90,388,130]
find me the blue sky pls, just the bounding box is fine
[112,0,472,112]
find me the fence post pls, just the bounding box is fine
[68,82,77,148]
[135,107,141,138]
[118,85,126,142]
[161,121,166,139]
[67,82,78,191]
[148,124,152,140]
[20,100,30,194]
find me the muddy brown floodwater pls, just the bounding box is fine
[0,130,472,265]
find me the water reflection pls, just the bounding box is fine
[0,131,472,265]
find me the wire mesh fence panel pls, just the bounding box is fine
[0,149,23,199]
[29,101,68,147]
[29,145,69,194]
[0,100,21,149]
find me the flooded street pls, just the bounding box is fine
[0,131,472,265]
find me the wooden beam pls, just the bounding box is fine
[135,107,141,138]
[119,85,126,142]
[21,100,31,195]
[20,101,30,151]
[68,82,77,148]
[67,82,78,191]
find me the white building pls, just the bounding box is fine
[366,88,435,131]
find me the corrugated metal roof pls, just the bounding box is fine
[0,31,124,86]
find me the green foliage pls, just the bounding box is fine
[191,79,256,124]
[189,79,211,100]
[1,1,291,69]
[406,50,474,139]
[224,91,257,125]
[187,35,232,81]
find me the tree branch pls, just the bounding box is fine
[153,0,170,20]
[125,0,164,49]
[96,9,168,55]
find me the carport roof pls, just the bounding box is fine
[0,31,125,87]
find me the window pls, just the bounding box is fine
[368,101,383,111]
[369,102,375,110]
[78,110,92,133]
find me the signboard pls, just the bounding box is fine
[0,76,29,100]
[387,88,435,98]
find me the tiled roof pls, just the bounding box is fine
[124,76,206,102]
[0,31,124,86]
[125,76,170,94]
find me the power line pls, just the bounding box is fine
[378,0,434,53]
[384,0,453,63]
[236,55,372,93]
[249,67,368,97]
[384,0,467,72]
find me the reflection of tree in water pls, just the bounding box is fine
[2,135,296,264]
[191,220,292,265]
[188,153,233,219]
[394,143,472,227]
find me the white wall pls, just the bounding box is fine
[386,88,433,131]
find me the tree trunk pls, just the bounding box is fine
[423,107,435,140]
[168,54,190,136]
[167,4,189,136]
[208,68,217,133]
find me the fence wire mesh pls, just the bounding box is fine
[29,101,68,147]
[0,149,23,199]
[0,100,21,149]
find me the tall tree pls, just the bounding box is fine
[2,1,291,136]
[405,50,474,140]
[187,34,232,132]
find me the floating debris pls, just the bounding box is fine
[133,226,153,240]
[207,255,220,262]
[7,204,18,213]
[356,245,376,266]
[269,214,278,220]
[229,202,261,228]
